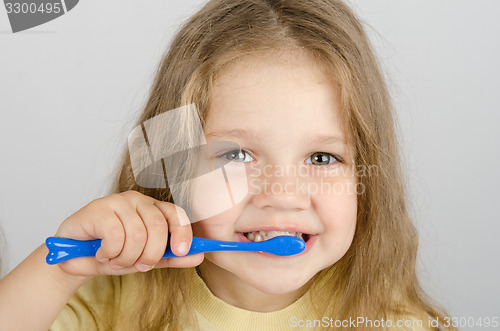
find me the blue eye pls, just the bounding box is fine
[218,149,254,163]
[305,152,339,166]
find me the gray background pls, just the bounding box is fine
[0,0,499,327]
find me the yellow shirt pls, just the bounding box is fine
[188,268,316,330]
[50,268,433,330]
[50,268,316,330]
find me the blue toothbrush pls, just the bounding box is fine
[45,236,306,265]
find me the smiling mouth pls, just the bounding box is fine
[242,231,311,243]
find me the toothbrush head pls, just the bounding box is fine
[263,235,306,256]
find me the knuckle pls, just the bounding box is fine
[155,200,173,210]
[95,194,126,209]
[121,190,142,200]
[123,258,137,267]
[112,258,133,268]
[87,198,107,212]
[129,228,147,244]
[175,205,188,217]
[111,193,128,205]
[108,226,125,243]
[138,255,159,266]
[148,215,167,229]
[173,206,190,226]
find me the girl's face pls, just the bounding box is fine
[191,49,357,311]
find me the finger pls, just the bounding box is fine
[153,253,205,269]
[154,202,192,256]
[93,212,126,263]
[58,201,126,263]
[108,205,148,269]
[58,256,134,277]
[133,202,169,272]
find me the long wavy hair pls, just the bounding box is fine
[100,0,455,329]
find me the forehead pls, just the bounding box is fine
[205,49,344,139]
[212,48,336,93]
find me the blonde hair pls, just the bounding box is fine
[105,0,455,329]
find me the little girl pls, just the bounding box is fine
[0,0,455,330]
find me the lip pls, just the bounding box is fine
[236,231,317,258]
[238,225,315,235]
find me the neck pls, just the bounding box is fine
[197,260,311,312]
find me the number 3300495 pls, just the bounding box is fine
[5,2,61,14]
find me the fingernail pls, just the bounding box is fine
[177,242,188,255]
[97,257,109,263]
[136,263,153,272]
[110,264,123,270]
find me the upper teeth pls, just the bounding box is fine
[244,231,303,242]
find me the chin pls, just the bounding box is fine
[235,263,314,295]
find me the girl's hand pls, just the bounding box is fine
[53,190,203,277]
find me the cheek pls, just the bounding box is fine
[314,177,358,239]
[191,202,247,239]
[189,161,249,222]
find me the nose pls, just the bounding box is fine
[249,166,311,211]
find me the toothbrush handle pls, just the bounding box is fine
[45,236,246,264]
[162,237,246,258]
[45,237,102,265]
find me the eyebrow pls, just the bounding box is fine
[206,129,259,140]
[205,129,347,146]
